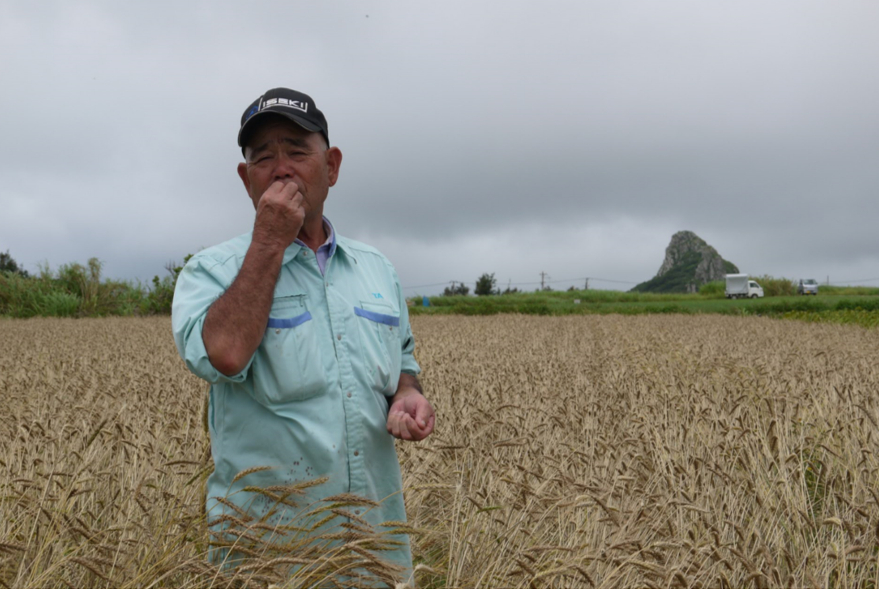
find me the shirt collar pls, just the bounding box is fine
[322,216,337,259]
[281,216,338,265]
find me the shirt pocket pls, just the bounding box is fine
[354,301,402,395]
[252,295,327,404]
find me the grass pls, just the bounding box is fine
[410,288,879,328]
[0,258,183,318]
[4,258,878,330]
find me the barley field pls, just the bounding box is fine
[2,315,879,588]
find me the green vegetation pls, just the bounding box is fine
[411,287,879,328]
[0,250,29,278]
[818,284,879,296]
[752,275,797,297]
[699,276,797,298]
[4,247,877,330]
[0,254,190,318]
[474,272,498,296]
[442,281,469,296]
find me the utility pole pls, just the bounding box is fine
[540,271,550,290]
[584,278,589,290]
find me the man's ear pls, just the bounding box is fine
[326,147,342,187]
[237,162,252,197]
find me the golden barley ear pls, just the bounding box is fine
[230,465,275,485]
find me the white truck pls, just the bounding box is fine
[725,274,764,299]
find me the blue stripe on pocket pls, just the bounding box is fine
[267,311,312,329]
[354,307,400,327]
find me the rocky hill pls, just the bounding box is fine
[631,231,739,293]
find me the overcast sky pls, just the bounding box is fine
[2,1,877,295]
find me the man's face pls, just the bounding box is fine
[237,116,342,220]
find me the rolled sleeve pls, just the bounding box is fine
[172,256,253,384]
[394,269,421,377]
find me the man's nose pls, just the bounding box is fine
[272,152,296,181]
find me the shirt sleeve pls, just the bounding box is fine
[171,255,254,384]
[393,267,421,377]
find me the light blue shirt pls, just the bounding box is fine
[172,221,419,572]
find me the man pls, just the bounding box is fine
[172,88,435,578]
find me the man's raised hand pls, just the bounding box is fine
[252,179,306,251]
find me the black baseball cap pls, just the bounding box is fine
[238,88,329,154]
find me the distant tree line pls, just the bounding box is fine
[0,250,192,317]
[0,250,28,278]
[442,273,524,297]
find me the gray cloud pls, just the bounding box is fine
[2,0,877,294]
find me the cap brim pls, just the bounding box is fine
[238,109,322,149]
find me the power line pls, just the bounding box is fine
[402,275,638,291]
[828,277,879,285]
[539,271,550,290]
[401,280,458,290]
[555,276,637,285]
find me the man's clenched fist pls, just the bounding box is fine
[252,179,306,251]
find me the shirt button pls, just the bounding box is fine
[353,450,359,456]
[337,334,342,341]
[389,326,393,331]
[301,251,307,256]
[347,392,352,398]
[275,329,281,334]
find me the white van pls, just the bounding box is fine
[725,274,764,299]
